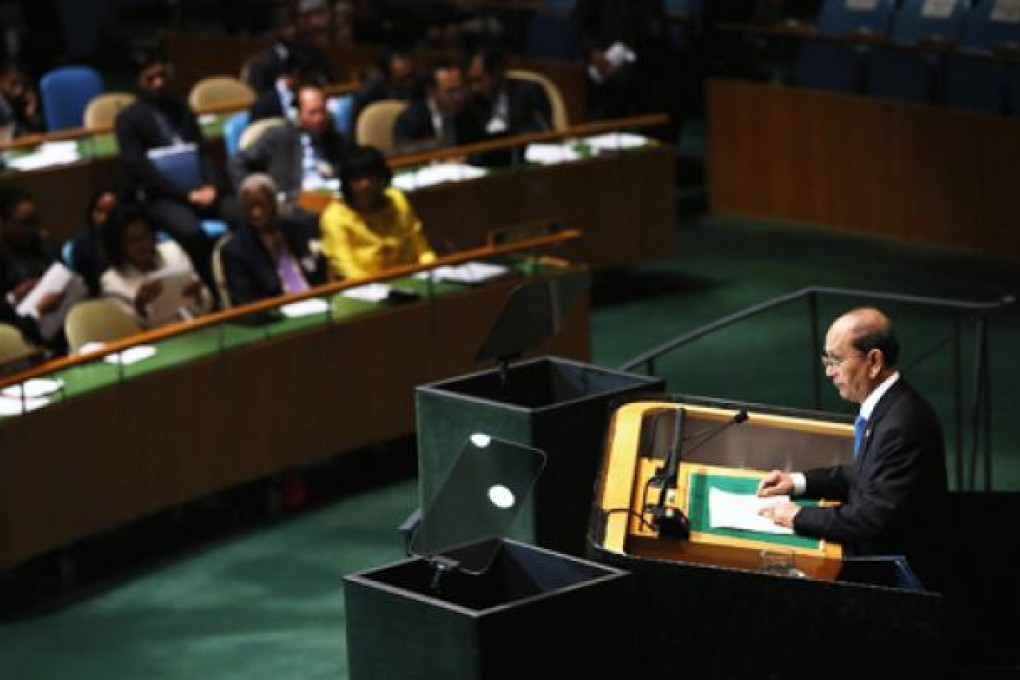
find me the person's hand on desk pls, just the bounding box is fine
[757,470,799,529]
[188,185,218,208]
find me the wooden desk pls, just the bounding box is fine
[0,248,590,568]
[708,78,1020,260]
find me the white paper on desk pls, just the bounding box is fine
[708,487,794,535]
[339,283,391,303]
[144,267,198,324]
[15,263,89,340]
[524,143,581,165]
[103,345,157,365]
[392,163,487,191]
[279,297,331,317]
[414,261,511,285]
[583,132,649,151]
[0,395,49,416]
[1,377,64,399]
[5,141,81,171]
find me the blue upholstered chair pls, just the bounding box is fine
[221,110,251,158]
[39,65,104,131]
[328,93,355,136]
[945,0,1020,115]
[865,0,969,103]
[794,0,896,93]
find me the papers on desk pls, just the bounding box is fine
[144,267,198,325]
[340,283,392,303]
[15,262,89,340]
[78,342,158,365]
[583,132,649,151]
[392,163,488,191]
[279,297,331,317]
[5,141,81,171]
[0,394,49,416]
[2,377,63,399]
[524,143,582,165]
[708,487,794,535]
[414,261,511,285]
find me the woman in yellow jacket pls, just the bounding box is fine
[319,144,436,280]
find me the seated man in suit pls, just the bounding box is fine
[392,60,483,155]
[351,47,422,131]
[244,0,334,95]
[114,48,237,298]
[230,82,354,229]
[464,45,553,166]
[249,45,317,123]
[221,173,327,308]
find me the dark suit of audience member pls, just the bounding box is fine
[230,83,353,237]
[351,48,422,131]
[571,0,676,138]
[393,61,483,154]
[0,62,45,139]
[221,174,327,308]
[114,53,236,297]
[464,47,552,166]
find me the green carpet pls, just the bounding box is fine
[2,210,1018,678]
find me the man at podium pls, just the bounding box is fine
[757,307,949,591]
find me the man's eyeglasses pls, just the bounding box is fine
[820,353,861,369]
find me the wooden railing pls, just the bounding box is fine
[0,228,581,393]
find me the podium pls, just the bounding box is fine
[586,395,945,677]
[344,437,634,680]
[415,275,664,557]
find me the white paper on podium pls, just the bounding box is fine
[414,261,511,285]
[2,377,64,399]
[279,297,331,317]
[708,487,794,535]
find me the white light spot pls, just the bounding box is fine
[470,433,491,448]
[488,485,515,509]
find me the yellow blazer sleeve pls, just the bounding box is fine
[319,200,359,279]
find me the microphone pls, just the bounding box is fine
[646,408,749,540]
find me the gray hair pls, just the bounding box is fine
[239,173,276,197]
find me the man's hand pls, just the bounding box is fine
[757,469,794,497]
[36,290,65,315]
[759,501,800,529]
[188,185,217,208]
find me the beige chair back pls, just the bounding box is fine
[64,298,143,353]
[355,99,408,153]
[84,92,137,129]
[239,116,287,150]
[507,68,569,131]
[0,323,39,364]
[211,233,234,309]
[188,75,256,112]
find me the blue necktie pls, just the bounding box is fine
[853,415,867,458]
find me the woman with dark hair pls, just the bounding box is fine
[319,144,435,279]
[64,185,121,297]
[100,205,212,329]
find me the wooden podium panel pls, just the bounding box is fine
[593,399,848,580]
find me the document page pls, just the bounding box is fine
[709,487,794,535]
[144,267,197,323]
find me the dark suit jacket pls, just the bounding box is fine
[469,77,553,137]
[220,221,327,308]
[249,88,290,122]
[114,96,222,203]
[794,378,949,590]
[392,98,484,152]
[229,122,353,195]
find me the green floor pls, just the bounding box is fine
[2,210,1018,678]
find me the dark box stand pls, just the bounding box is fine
[415,355,664,557]
[344,539,633,680]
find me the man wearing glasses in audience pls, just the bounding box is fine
[757,307,949,592]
